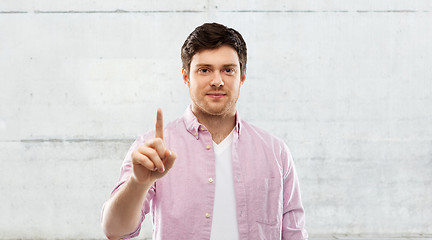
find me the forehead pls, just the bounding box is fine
[190,45,240,67]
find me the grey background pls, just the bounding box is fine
[0,1,431,239]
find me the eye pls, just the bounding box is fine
[224,68,235,75]
[198,68,210,74]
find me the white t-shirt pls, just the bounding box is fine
[210,129,239,240]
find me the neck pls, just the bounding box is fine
[192,106,236,144]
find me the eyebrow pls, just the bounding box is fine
[223,64,239,68]
[194,63,239,68]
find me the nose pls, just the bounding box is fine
[210,72,224,87]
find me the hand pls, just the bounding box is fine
[131,108,177,185]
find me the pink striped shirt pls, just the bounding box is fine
[110,106,308,240]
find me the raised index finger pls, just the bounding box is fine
[155,108,163,139]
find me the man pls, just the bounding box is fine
[102,22,307,240]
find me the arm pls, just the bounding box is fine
[281,144,308,240]
[101,176,153,239]
[101,109,177,239]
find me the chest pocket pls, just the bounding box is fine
[253,177,282,225]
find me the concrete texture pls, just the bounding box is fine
[1,1,431,239]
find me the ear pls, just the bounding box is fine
[182,69,190,88]
[240,70,246,85]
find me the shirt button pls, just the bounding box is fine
[200,126,205,131]
[208,178,214,183]
[194,132,197,136]
[205,213,211,218]
[206,144,211,150]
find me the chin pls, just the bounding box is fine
[206,104,236,117]
[196,104,223,116]
[204,108,225,116]
[192,96,236,117]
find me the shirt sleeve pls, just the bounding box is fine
[281,143,308,240]
[106,133,156,239]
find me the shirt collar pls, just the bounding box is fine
[183,105,242,139]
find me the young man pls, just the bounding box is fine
[102,23,308,240]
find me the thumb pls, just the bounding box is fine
[163,149,177,171]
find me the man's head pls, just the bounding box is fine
[181,23,247,78]
[181,23,247,118]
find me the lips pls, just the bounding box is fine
[206,92,226,98]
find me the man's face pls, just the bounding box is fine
[182,45,246,117]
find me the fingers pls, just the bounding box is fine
[132,147,175,172]
[146,138,166,160]
[155,108,163,139]
[135,146,165,172]
[132,150,156,170]
[131,109,174,176]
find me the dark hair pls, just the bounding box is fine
[181,22,247,77]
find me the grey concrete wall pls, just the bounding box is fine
[1,1,431,239]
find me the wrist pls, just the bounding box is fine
[129,175,154,190]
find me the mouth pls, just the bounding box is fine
[206,92,226,99]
